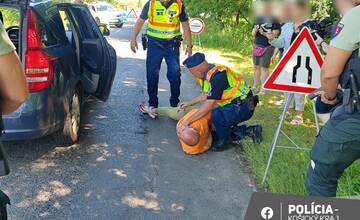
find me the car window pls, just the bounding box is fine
[38,22,57,47]
[107,6,115,12]
[31,5,60,47]
[59,10,73,44]
[96,5,107,11]
[96,5,115,12]
[0,8,20,29]
[61,6,99,41]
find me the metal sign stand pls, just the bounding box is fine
[197,35,202,48]
[261,93,320,184]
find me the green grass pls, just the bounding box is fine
[192,21,252,54]
[196,31,360,197]
[0,8,20,29]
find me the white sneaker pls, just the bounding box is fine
[139,103,157,119]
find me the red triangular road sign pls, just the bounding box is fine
[263,27,324,94]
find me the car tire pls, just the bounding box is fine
[116,23,123,28]
[0,204,7,220]
[55,88,82,145]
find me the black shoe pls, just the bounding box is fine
[247,125,263,144]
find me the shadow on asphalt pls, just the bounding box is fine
[0,56,163,219]
[3,98,105,168]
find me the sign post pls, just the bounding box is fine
[189,18,205,47]
[262,28,324,184]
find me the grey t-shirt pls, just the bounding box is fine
[0,22,15,56]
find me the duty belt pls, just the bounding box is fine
[147,35,183,50]
[230,92,259,111]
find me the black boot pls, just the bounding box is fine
[246,125,263,144]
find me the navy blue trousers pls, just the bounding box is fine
[146,40,181,108]
[211,101,255,142]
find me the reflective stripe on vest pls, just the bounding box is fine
[201,65,250,106]
[147,0,182,39]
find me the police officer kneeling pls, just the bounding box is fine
[306,3,360,197]
[179,53,263,151]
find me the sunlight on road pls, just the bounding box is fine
[17,181,71,208]
[121,191,161,212]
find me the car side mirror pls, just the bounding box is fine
[98,24,110,36]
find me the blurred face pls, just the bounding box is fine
[272,2,291,22]
[254,2,273,17]
[262,4,273,16]
[289,3,307,21]
[336,0,356,15]
[282,2,292,21]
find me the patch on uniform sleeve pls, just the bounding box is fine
[334,23,344,37]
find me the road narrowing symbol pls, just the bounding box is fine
[263,27,324,94]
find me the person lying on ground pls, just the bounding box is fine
[176,109,212,155]
[179,53,263,152]
[139,104,196,120]
[139,104,211,155]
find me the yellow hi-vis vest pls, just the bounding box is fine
[198,65,251,107]
[147,0,182,39]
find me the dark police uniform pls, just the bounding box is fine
[203,65,256,142]
[306,6,360,197]
[140,0,189,108]
[183,52,262,150]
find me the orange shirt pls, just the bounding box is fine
[177,109,212,155]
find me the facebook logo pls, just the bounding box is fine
[261,207,274,219]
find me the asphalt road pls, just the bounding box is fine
[1,21,256,220]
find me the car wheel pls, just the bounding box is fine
[0,204,8,220]
[116,23,123,28]
[55,88,82,145]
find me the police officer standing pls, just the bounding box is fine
[180,53,262,151]
[306,2,360,197]
[130,0,192,109]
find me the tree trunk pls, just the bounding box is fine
[236,10,240,24]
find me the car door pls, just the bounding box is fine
[58,3,117,102]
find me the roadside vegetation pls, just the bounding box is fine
[185,0,360,197]
[1,8,19,28]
